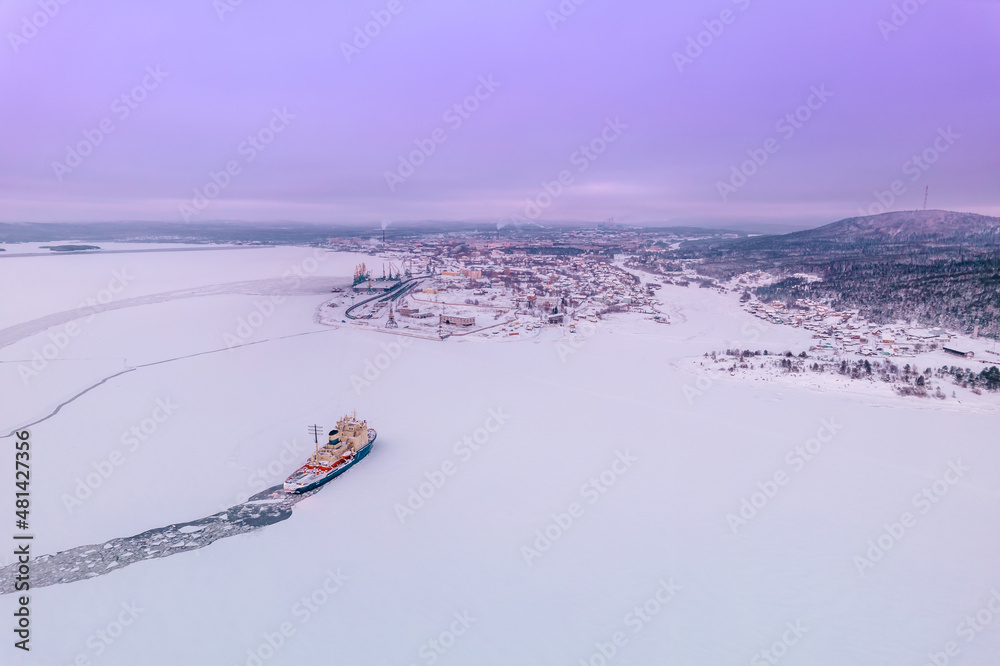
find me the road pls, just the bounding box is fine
[344,276,428,320]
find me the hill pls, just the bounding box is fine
[779,210,1000,243]
[664,210,1000,338]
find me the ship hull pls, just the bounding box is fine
[284,431,376,494]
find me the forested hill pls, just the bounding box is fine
[677,210,1000,338]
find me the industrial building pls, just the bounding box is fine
[440,314,476,327]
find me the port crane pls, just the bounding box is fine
[385,301,398,328]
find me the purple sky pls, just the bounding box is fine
[1,0,998,228]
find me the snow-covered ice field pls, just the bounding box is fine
[2,246,998,665]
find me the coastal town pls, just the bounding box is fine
[725,269,996,365]
[313,227,999,375]
[319,227,670,340]
[298,222,1000,410]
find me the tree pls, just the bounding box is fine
[980,366,1000,391]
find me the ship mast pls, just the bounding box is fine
[308,424,323,464]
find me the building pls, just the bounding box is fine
[440,314,475,327]
[943,347,975,359]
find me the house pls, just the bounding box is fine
[440,314,475,327]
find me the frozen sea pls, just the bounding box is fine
[1,245,998,665]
